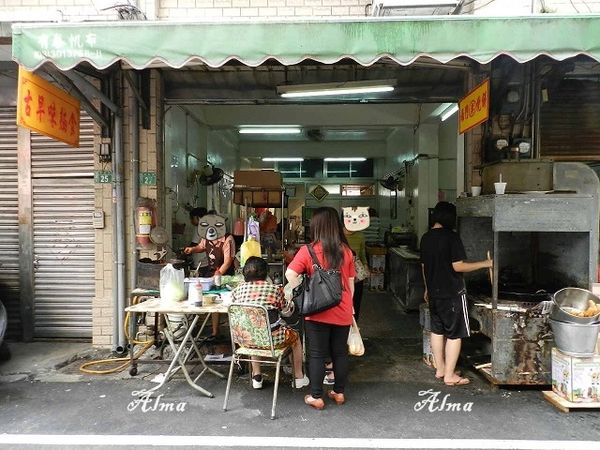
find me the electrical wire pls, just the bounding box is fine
[569,0,580,13]
[457,0,496,13]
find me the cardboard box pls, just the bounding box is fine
[233,170,282,189]
[233,189,282,207]
[423,330,436,368]
[368,273,385,291]
[551,347,600,403]
[369,255,386,273]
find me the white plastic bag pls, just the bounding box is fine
[347,318,365,356]
[159,263,185,302]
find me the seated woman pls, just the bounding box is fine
[230,256,309,390]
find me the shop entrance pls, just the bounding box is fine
[162,62,467,267]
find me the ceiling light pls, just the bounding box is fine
[440,104,459,121]
[324,157,367,162]
[277,80,396,98]
[430,102,453,117]
[262,157,304,162]
[239,127,301,134]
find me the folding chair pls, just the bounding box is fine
[222,303,293,419]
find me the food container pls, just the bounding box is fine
[549,318,600,357]
[184,278,203,306]
[202,294,218,306]
[220,291,233,306]
[198,277,214,291]
[551,287,600,325]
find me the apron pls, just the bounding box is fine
[199,235,235,277]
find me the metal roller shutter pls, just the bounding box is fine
[0,107,21,339]
[31,114,95,338]
[540,80,600,159]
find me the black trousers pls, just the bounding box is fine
[305,320,350,399]
[353,280,364,321]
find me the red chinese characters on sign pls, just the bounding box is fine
[459,79,490,134]
[17,67,80,147]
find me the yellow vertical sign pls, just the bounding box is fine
[17,67,81,147]
[459,79,490,134]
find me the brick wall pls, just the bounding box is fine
[0,0,118,21]
[0,0,371,21]
[2,0,600,22]
[468,0,600,15]
[92,70,160,348]
[155,0,371,18]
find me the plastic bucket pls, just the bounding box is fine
[549,318,600,357]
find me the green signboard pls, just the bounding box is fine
[94,171,112,184]
[139,172,157,186]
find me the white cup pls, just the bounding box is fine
[471,186,482,197]
[494,182,507,195]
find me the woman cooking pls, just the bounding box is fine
[184,213,235,338]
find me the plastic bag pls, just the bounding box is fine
[347,318,365,356]
[240,237,261,267]
[159,263,185,302]
[354,257,369,281]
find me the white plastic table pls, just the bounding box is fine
[126,298,228,398]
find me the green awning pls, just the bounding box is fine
[12,15,600,71]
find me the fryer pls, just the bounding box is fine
[456,162,599,385]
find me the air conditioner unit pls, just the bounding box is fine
[371,0,460,16]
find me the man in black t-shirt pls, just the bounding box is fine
[420,202,492,386]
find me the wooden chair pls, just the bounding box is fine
[222,303,292,419]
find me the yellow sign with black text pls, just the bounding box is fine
[459,79,489,134]
[17,67,81,147]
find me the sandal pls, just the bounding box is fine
[304,395,325,410]
[327,390,345,405]
[435,371,461,380]
[444,377,470,386]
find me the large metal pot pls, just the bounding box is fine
[549,318,600,357]
[550,287,600,325]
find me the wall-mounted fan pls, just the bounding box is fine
[379,167,406,191]
[189,163,225,186]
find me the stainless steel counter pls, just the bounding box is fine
[388,247,424,311]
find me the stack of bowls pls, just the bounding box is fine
[549,288,600,357]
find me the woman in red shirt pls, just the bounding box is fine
[286,207,355,410]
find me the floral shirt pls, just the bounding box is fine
[230,281,290,347]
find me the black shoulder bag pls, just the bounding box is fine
[293,245,343,316]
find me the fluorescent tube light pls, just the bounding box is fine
[262,157,304,162]
[440,104,459,121]
[239,127,301,134]
[324,157,367,162]
[278,80,396,98]
[431,102,453,118]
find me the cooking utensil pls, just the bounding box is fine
[551,287,600,324]
[549,318,600,357]
[486,250,493,286]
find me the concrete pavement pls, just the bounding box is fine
[0,293,599,449]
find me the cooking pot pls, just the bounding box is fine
[551,287,600,325]
[549,318,600,357]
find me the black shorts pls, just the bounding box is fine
[429,293,470,339]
